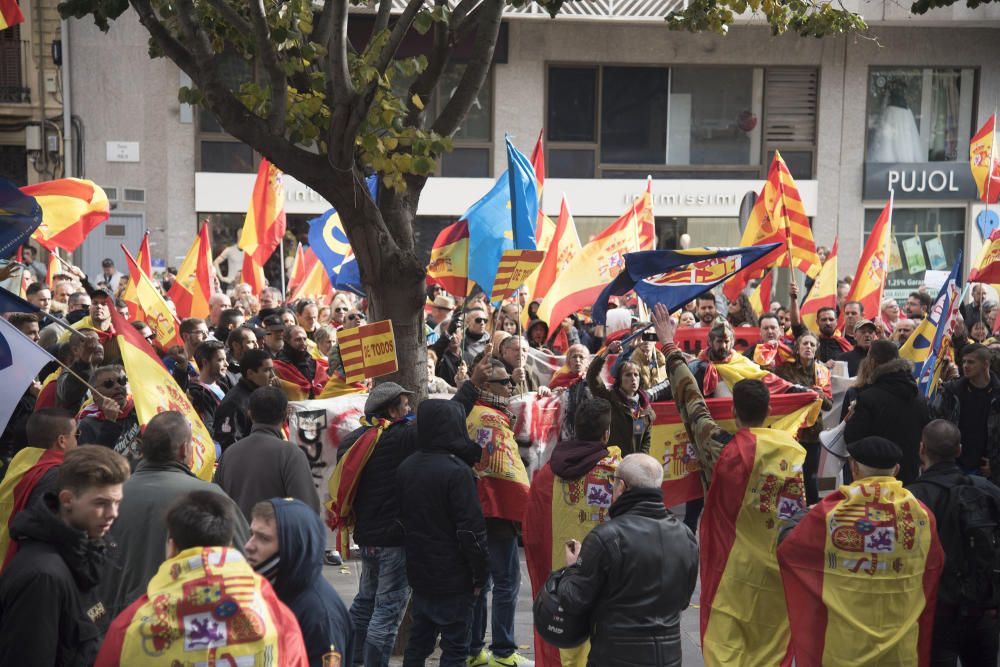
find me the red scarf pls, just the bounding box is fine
[77,397,135,422]
[2,449,64,569]
[547,367,580,390]
[821,333,854,353]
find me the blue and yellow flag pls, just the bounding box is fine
[306,175,378,286]
[466,173,514,297]
[900,253,963,397]
[592,245,782,324]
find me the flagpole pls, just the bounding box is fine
[52,356,112,403]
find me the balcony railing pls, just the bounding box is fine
[0,39,31,105]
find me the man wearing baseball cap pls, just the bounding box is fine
[837,318,878,376]
[778,436,943,665]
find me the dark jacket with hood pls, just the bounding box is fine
[213,377,257,451]
[396,400,487,596]
[930,372,1000,480]
[0,494,109,667]
[557,487,699,667]
[269,498,354,667]
[844,358,930,484]
[526,319,550,350]
[549,438,613,479]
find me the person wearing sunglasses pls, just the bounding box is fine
[461,308,491,368]
[330,294,351,329]
[76,365,141,463]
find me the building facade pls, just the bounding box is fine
[41,2,1000,293]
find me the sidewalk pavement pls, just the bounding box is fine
[323,550,706,666]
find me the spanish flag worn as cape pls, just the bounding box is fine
[0,447,63,573]
[327,417,390,556]
[777,478,943,667]
[273,357,330,401]
[699,427,806,667]
[33,367,61,411]
[697,350,796,398]
[523,447,621,667]
[94,546,308,667]
[467,403,530,522]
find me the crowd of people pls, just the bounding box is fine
[0,240,998,667]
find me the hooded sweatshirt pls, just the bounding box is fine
[269,498,354,667]
[549,438,615,479]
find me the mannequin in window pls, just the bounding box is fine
[867,78,922,163]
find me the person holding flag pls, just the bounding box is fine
[777,436,943,666]
[655,303,813,666]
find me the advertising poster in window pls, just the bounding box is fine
[864,208,964,302]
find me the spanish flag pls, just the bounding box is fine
[286,243,307,295]
[531,128,545,191]
[778,478,943,666]
[532,196,581,303]
[95,546,309,667]
[971,114,1000,204]
[108,304,216,480]
[287,246,333,303]
[467,402,530,522]
[0,447,63,573]
[842,198,892,331]
[635,176,655,251]
[523,446,621,667]
[44,251,60,286]
[122,245,183,351]
[0,0,24,31]
[22,178,110,253]
[242,253,268,296]
[800,238,838,334]
[426,220,469,297]
[970,227,1000,284]
[273,358,330,401]
[239,158,286,266]
[747,270,772,317]
[699,427,807,666]
[537,202,639,331]
[121,232,151,319]
[168,221,214,319]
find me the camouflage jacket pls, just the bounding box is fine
[664,347,732,489]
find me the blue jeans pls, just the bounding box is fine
[468,534,519,659]
[349,546,411,667]
[403,593,476,667]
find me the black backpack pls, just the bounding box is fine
[926,475,1000,609]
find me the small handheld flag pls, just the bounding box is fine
[338,320,398,383]
[490,249,544,303]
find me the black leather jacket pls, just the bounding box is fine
[557,487,699,667]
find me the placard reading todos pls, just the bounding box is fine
[337,319,398,383]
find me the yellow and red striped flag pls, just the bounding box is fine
[242,253,267,296]
[21,178,110,253]
[490,249,544,303]
[338,319,398,383]
[107,305,216,480]
[971,114,1000,204]
[0,0,25,30]
[122,245,183,351]
[532,196,582,304]
[426,220,469,297]
[747,270,773,317]
[842,199,892,330]
[122,232,151,319]
[168,222,214,319]
[800,237,839,333]
[778,478,943,666]
[723,191,785,303]
[239,158,286,267]
[762,151,821,278]
[287,247,332,303]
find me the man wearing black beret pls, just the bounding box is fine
[776,435,944,665]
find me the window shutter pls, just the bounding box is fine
[764,68,819,145]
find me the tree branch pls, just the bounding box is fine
[329,0,356,100]
[373,0,394,36]
[449,0,481,32]
[372,0,426,78]
[312,0,337,49]
[431,0,501,137]
[204,0,252,37]
[247,0,288,135]
[130,0,198,74]
[404,10,450,127]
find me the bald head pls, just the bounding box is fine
[921,419,961,465]
[617,453,664,489]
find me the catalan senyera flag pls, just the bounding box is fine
[468,402,530,523]
[21,178,110,253]
[238,158,286,266]
[970,227,1000,284]
[338,319,397,383]
[971,114,1000,204]
[168,222,214,319]
[761,151,821,278]
[800,237,839,333]
[490,249,544,303]
[532,196,582,303]
[108,305,215,480]
[842,198,892,331]
[698,426,807,666]
[426,220,469,297]
[536,202,642,330]
[327,417,390,556]
[653,392,821,507]
[0,447,63,573]
[777,478,943,666]
[523,446,622,667]
[122,245,183,351]
[122,232,151,319]
[747,270,772,316]
[0,0,25,31]
[287,246,333,303]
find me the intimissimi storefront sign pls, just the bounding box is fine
[863,162,979,200]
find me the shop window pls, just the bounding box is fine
[547,65,807,179]
[866,67,976,163]
[864,207,965,302]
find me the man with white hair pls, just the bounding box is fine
[208,292,232,329]
[555,453,698,667]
